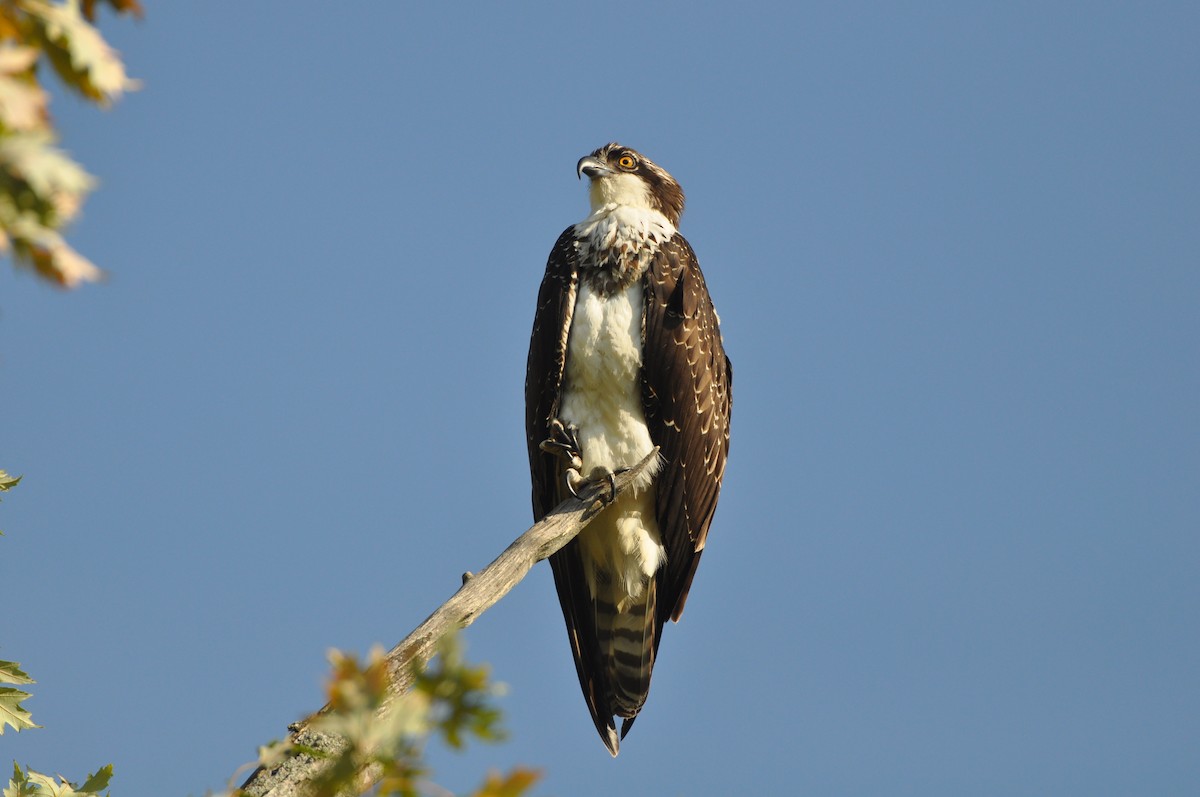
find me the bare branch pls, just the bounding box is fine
[237,449,660,797]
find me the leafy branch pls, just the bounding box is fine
[3,474,114,796]
[231,637,539,797]
[0,658,38,734]
[5,762,113,797]
[0,0,139,288]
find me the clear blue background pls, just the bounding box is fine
[3,3,1197,795]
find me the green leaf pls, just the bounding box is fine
[0,471,18,534]
[0,686,40,734]
[0,660,35,686]
[1,658,39,734]
[3,763,113,797]
[263,635,521,797]
[0,472,20,492]
[412,634,507,749]
[5,761,32,797]
[76,765,112,795]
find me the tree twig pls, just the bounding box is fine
[238,448,660,797]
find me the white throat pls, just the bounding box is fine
[588,172,657,214]
[575,176,676,252]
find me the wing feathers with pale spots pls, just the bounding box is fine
[642,233,732,623]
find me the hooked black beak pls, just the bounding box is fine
[576,155,611,180]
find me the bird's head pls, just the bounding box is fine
[576,143,685,227]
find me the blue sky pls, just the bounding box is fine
[3,3,1197,795]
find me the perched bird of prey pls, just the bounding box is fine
[525,143,732,755]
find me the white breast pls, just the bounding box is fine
[560,278,665,598]
[560,280,653,475]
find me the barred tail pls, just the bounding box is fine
[594,578,658,721]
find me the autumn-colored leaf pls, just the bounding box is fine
[0,128,103,287]
[81,0,143,22]
[471,767,541,797]
[0,131,96,223]
[28,239,104,287]
[0,8,23,41]
[0,46,49,131]
[18,0,140,105]
[1,0,139,288]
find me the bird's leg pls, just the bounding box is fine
[540,419,586,498]
[540,420,633,508]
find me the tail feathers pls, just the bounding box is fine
[594,578,658,723]
[601,722,620,757]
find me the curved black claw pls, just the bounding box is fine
[595,466,633,507]
[565,467,587,500]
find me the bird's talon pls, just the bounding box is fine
[544,418,588,492]
[601,471,619,505]
[565,468,586,499]
[570,469,622,508]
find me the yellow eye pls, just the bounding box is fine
[618,154,637,170]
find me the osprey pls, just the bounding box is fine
[525,143,732,755]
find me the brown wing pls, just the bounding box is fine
[642,233,732,625]
[526,227,578,518]
[524,227,621,753]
